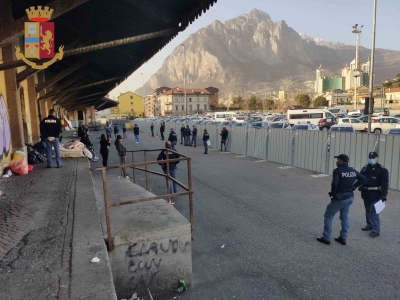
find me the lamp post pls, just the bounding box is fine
[368,0,377,133]
[352,24,364,109]
[180,43,187,117]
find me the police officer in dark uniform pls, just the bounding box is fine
[40,109,63,168]
[168,128,178,150]
[359,151,389,237]
[317,154,365,245]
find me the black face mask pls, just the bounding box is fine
[336,162,341,167]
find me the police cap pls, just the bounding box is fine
[334,154,349,162]
[369,151,379,158]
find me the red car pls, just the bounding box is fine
[318,118,337,131]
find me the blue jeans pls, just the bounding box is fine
[203,141,208,153]
[135,135,139,142]
[191,135,196,146]
[45,138,62,167]
[184,136,190,145]
[363,199,380,233]
[322,197,354,241]
[171,141,176,151]
[221,139,227,151]
[181,134,184,144]
[169,168,178,194]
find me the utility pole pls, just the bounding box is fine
[352,24,364,110]
[368,0,377,133]
[180,44,187,117]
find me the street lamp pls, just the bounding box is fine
[368,0,377,133]
[180,43,187,117]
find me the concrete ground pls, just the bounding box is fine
[90,129,400,300]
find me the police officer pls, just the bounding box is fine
[168,128,178,150]
[359,151,389,237]
[191,125,197,147]
[317,154,365,245]
[40,109,63,168]
[184,125,191,146]
[160,122,165,140]
[180,124,185,144]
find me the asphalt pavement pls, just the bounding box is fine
[90,129,400,300]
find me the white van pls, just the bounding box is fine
[214,112,238,122]
[327,106,347,116]
[287,109,336,126]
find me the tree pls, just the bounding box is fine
[295,94,311,108]
[313,96,329,108]
[248,95,258,111]
[382,73,400,88]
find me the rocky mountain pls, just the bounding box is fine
[136,9,400,97]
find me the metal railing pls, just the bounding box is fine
[91,149,194,251]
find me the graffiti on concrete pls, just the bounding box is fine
[0,94,11,162]
[125,238,191,291]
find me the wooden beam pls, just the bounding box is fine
[37,74,84,100]
[16,67,39,83]
[45,76,123,97]
[35,59,87,93]
[0,0,91,48]
[66,91,107,102]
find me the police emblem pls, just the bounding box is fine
[14,6,64,69]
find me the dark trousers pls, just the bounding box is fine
[160,131,164,140]
[221,139,227,151]
[363,198,381,233]
[100,150,109,167]
[181,134,184,144]
[151,129,154,136]
[191,135,196,146]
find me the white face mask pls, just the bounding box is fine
[368,158,377,165]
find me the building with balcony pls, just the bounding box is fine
[158,87,211,116]
[144,87,171,117]
[110,92,144,119]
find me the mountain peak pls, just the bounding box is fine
[245,9,272,23]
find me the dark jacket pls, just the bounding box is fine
[150,124,154,130]
[115,139,126,156]
[100,139,110,154]
[185,127,191,136]
[160,124,165,132]
[220,129,229,140]
[192,128,197,136]
[157,149,180,170]
[202,133,210,141]
[331,163,365,200]
[40,115,62,139]
[360,163,389,200]
[80,133,92,147]
[78,125,84,137]
[114,125,119,134]
[180,126,185,134]
[168,131,178,142]
[133,127,139,135]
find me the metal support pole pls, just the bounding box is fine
[187,158,194,235]
[165,150,171,203]
[144,150,149,190]
[131,152,136,183]
[368,0,377,133]
[102,169,113,251]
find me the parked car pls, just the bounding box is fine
[348,110,363,117]
[387,128,400,135]
[268,121,291,129]
[330,124,355,133]
[368,117,400,134]
[290,123,319,131]
[318,118,337,131]
[372,107,390,117]
[251,122,269,128]
[357,115,369,123]
[337,118,366,131]
[392,114,400,119]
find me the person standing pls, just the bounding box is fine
[317,154,365,245]
[115,135,127,177]
[113,124,119,138]
[184,125,191,146]
[133,124,140,143]
[40,109,63,168]
[202,129,210,154]
[157,141,180,202]
[105,122,112,140]
[180,124,185,144]
[78,122,84,138]
[191,125,197,147]
[122,123,127,139]
[220,127,229,152]
[160,122,165,140]
[359,151,389,237]
[99,134,111,167]
[150,123,154,137]
[168,128,178,150]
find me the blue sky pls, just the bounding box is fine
[109,0,400,98]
